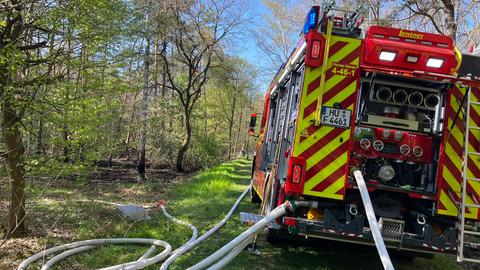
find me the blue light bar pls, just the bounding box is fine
[303,7,319,35]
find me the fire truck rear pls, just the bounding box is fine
[248,3,480,262]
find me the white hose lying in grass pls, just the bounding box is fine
[17,185,309,270]
[16,205,195,270]
[207,235,254,270]
[17,238,173,270]
[17,187,250,270]
[96,205,199,270]
[160,205,199,246]
[187,200,317,270]
[159,186,250,270]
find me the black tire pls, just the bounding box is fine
[250,184,261,203]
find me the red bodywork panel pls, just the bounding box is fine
[364,26,458,75]
[252,92,271,199]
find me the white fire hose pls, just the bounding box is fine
[159,187,250,270]
[187,200,317,270]
[353,170,394,270]
[18,175,389,270]
[17,187,253,270]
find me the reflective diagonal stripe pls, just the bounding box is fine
[438,85,465,217]
[467,87,480,219]
[438,85,480,219]
[292,34,361,200]
[438,190,459,216]
[300,128,344,161]
[305,140,349,174]
[312,162,347,192]
[442,163,461,193]
[322,77,357,105]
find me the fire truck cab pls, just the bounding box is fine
[249,3,480,261]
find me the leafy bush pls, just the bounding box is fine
[185,133,223,171]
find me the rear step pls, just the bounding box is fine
[379,217,404,243]
[239,212,281,229]
[240,212,265,226]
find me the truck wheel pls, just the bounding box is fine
[250,184,261,203]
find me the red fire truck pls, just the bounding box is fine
[248,3,480,262]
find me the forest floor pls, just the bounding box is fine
[0,159,473,269]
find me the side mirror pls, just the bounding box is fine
[249,113,257,129]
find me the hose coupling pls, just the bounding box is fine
[155,199,167,209]
[286,200,318,213]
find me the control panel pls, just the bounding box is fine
[352,127,433,163]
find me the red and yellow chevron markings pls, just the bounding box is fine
[292,35,362,200]
[438,85,480,220]
[465,86,480,220]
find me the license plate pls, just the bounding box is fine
[321,107,352,128]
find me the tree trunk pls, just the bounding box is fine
[442,0,457,40]
[125,90,139,154]
[3,99,27,236]
[153,32,159,99]
[137,32,151,180]
[63,127,70,163]
[161,40,168,98]
[228,121,233,160]
[108,92,129,165]
[227,90,237,160]
[176,110,191,172]
[36,116,44,156]
[233,107,244,157]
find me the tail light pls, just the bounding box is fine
[305,31,325,67]
[285,157,306,195]
[311,40,322,59]
[292,165,302,184]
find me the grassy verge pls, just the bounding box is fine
[6,159,463,270]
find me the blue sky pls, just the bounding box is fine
[231,1,273,91]
[238,1,269,62]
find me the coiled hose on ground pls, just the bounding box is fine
[17,185,312,270]
[17,186,248,269]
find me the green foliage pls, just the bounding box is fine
[26,157,91,177]
[1,0,260,178]
[186,133,223,170]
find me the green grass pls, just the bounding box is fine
[18,159,464,270]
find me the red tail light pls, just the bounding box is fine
[285,157,306,195]
[305,31,325,67]
[292,165,302,183]
[311,40,321,59]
